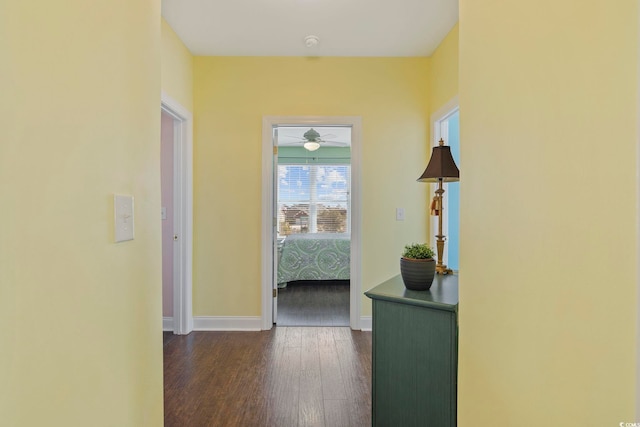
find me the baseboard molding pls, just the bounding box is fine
[180,316,369,332]
[193,316,262,331]
[359,316,372,331]
[163,317,174,331]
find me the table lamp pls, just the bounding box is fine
[417,138,459,274]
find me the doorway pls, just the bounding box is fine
[261,116,362,330]
[274,125,352,326]
[161,93,194,335]
[161,110,175,329]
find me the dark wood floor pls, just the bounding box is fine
[164,327,372,427]
[277,281,350,327]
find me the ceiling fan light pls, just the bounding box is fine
[303,141,320,151]
[304,35,319,48]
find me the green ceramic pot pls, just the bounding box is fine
[400,257,436,291]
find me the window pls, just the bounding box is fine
[277,164,350,237]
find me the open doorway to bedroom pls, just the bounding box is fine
[261,116,362,330]
[274,125,352,326]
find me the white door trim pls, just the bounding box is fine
[636,3,640,415]
[261,116,363,330]
[430,96,459,269]
[161,91,194,335]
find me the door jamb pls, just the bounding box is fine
[161,91,193,335]
[261,116,363,330]
[636,3,640,415]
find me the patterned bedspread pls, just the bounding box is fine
[277,233,350,286]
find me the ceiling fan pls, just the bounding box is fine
[278,128,349,152]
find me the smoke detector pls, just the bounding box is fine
[304,35,319,48]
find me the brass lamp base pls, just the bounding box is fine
[436,265,453,275]
[434,184,453,276]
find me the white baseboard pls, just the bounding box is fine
[193,316,262,331]
[359,316,372,331]
[171,316,370,332]
[163,317,174,331]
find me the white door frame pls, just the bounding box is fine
[430,96,459,269]
[261,116,363,330]
[161,91,194,335]
[636,11,640,416]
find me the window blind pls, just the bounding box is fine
[277,164,350,236]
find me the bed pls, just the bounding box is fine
[277,233,350,287]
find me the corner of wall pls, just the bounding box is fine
[161,17,194,112]
[428,22,459,115]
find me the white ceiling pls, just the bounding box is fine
[161,0,458,57]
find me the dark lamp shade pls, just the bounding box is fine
[417,145,460,182]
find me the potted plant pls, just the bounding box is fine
[400,243,436,290]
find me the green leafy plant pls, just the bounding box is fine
[401,243,435,260]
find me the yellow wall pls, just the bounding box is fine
[0,2,163,426]
[193,57,430,316]
[458,1,638,425]
[161,18,194,111]
[429,23,459,113]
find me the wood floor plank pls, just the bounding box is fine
[331,326,354,342]
[267,397,300,427]
[318,343,348,400]
[323,399,351,427]
[334,339,371,400]
[284,326,303,347]
[299,359,323,402]
[299,398,325,427]
[266,345,301,401]
[299,327,320,371]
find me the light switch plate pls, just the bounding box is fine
[114,194,134,242]
[161,207,167,220]
[396,207,405,221]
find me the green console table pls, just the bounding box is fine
[365,274,458,427]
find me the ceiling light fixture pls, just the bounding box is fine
[304,35,319,48]
[303,141,321,151]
